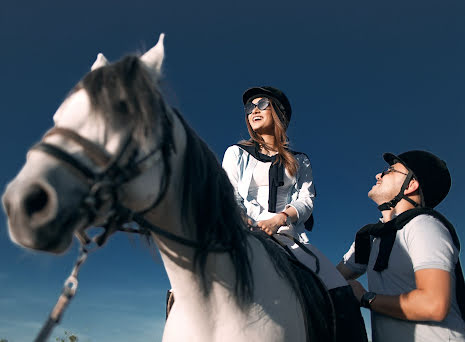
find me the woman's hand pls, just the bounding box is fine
[256,213,287,236]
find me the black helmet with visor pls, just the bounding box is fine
[378,150,451,211]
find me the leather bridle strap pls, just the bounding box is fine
[31,126,134,185]
[44,127,112,167]
[126,206,232,252]
[32,143,97,182]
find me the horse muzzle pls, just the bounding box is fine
[2,178,75,253]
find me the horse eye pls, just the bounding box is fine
[117,100,128,112]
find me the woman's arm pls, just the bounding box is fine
[222,146,241,191]
[222,146,248,215]
[287,154,315,225]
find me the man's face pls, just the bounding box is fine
[368,162,409,204]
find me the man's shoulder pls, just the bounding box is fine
[400,213,455,255]
[397,208,451,233]
[407,212,446,225]
[404,213,449,234]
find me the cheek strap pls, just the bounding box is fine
[377,171,420,211]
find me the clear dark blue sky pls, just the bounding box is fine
[1,0,464,341]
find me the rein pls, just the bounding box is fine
[275,232,321,274]
[34,245,89,342]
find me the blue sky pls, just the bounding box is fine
[1,0,464,341]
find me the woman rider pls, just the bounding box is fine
[222,86,368,342]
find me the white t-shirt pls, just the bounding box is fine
[343,214,465,342]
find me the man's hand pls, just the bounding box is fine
[256,214,287,235]
[348,279,367,304]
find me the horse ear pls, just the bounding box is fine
[91,53,109,70]
[140,33,165,74]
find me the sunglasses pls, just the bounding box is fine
[245,98,270,115]
[381,166,409,178]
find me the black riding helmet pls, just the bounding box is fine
[378,150,451,211]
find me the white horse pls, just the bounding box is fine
[2,35,335,342]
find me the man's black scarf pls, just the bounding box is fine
[354,207,465,321]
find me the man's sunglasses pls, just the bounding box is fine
[381,166,409,178]
[245,98,270,115]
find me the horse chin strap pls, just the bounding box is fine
[377,170,420,211]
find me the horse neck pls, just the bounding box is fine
[140,112,226,301]
[145,202,235,304]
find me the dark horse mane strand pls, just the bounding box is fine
[177,115,254,305]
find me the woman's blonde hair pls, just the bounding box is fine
[240,99,298,176]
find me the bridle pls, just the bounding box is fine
[29,108,226,342]
[31,110,224,249]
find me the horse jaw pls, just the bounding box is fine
[140,33,165,76]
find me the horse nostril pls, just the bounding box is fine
[23,185,49,218]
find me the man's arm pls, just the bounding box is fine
[349,268,452,322]
[336,261,362,280]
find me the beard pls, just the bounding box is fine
[368,184,393,205]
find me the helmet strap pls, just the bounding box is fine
[377,171,420,211]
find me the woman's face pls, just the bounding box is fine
[247,97,274,134]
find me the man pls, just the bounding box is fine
[337,150,465,342]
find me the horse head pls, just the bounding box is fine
[2,34,186,253]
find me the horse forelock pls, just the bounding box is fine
[76,55,169,151]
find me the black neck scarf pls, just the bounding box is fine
[236,143,284,213]
[354,207,465,321]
